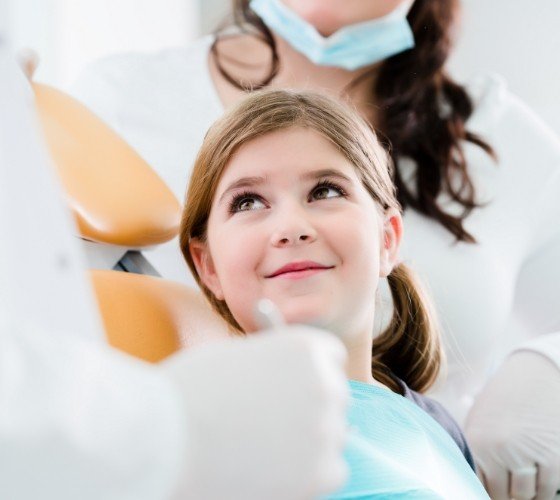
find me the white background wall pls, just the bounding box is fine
[3,0,199,88]
[448,0,560,136]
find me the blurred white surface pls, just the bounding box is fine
[5,0,199,88]
[0,47,103,341]
[448,0,560,136]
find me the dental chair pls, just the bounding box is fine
[33,82,178,274]
[91,269,230,362]
[32,81,230,362]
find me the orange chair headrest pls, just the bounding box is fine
[34,83,181,248]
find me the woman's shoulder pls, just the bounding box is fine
[463,72,560,186]
[465,74,560,150]
[73,36,212,90]
[69,35,221,135]
[70,35,217,112]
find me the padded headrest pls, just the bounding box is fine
[34,82,181,247]
[91,270,231,362]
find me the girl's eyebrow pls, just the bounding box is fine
[301,168,352,183]
[217,169,352,205]
[218,176,266,204]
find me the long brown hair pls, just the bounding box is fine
[211,0,495,243]
[180,89,441,393]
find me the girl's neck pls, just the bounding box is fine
[343,330,390,390]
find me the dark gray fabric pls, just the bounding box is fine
[396,378,476,472]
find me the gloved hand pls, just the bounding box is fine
[465,350,560,500]
[162,327,349,500]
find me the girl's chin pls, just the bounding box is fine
[234,297,339,333]
[282,307,336,332]
[280,301,323,321]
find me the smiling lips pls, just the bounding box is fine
[266,261,334,279]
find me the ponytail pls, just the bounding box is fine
[371,264,442,394]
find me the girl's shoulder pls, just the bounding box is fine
[348,379,475,471]
[397,380,476,471]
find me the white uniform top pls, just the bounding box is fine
[70,35,560,424]
[0,317,186,500]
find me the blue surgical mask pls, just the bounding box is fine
[249,0,415,71]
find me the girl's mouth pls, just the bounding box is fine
[267,261,334,279]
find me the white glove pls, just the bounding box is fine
[465,350,560,500]
[162,327,349,500]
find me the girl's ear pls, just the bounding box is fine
[189,238,225,300]
[379,208,403,278]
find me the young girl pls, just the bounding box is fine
[179,89,488,498]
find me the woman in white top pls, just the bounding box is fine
[71,1,560,498]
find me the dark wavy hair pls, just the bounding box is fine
[211,0,495,242]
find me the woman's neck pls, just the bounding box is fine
[272,35,380,120]
[210,33,380,121]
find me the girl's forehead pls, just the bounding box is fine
[217,127,359,186]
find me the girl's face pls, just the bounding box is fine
[191,127,402,340]
[281,0,411,36]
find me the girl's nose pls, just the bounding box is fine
[276,233,313,246]
[271,211,317,248]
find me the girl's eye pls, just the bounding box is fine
[310,181,346,201]
[229,193,266,214]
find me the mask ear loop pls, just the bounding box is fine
[389,0,416,20]
[406,0,416,11]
